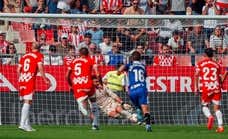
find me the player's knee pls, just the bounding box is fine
[116,106,123,113]
[78,102,88,116]
[202,104,209,108]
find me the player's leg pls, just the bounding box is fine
[138,91,152,132]
[116,104,137,123]
[89,96,99,130]
[212,93,224,133]
[74,89,90,116]
[19,93,35,132]
[201,93,214,130]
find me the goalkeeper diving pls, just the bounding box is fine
[92,76,138,122]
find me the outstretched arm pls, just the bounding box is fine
[38,63,50,85]
[117,65,125,75]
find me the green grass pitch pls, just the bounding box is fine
[0,125,227,139]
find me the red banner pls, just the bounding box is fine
[0,65,227,92]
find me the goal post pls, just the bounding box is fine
[0,13,228,125]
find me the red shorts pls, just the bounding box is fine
[201,91,221,104]
[19,82,35,96]
[73,87,95,100]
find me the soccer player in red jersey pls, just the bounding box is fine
[195,48,224,133]
[66,47,100,130]
[17,42,49,132]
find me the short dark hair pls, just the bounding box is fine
[79,47,89,56]
[84,33,92,38]
[204,48,214,58]
[131,51,141,61]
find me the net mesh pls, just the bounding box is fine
[0,14,228,125]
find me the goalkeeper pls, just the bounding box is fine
[93,76,137,122]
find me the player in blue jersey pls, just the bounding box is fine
[117,51,152,132]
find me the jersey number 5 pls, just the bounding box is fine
[74,63,82,76]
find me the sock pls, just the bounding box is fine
[91,102,99,126]
[136,108,143,122]
[120,110,132,119]
[202,106,211,118]
[20,103,30,127]
[215,110,223,127]
[144,113,151,125]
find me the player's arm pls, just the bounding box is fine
[93,63,100,78]
[194,69,200,93]
[221,67,228,83]
[65,68,72,87]
[38,63,50,85]
[117,64,125,75]
[17,64,22,76]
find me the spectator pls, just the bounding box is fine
[44,45,63,65]
[209,26,224,53]
[1,43,18,65]
[89,42,105,65]
[3,0,22,13]
[68,26,84,50]
[202,0,221,40]
[123,0,145,26]
[0,32,9,54]
[223,27,228,54]
[115,27,133,52]
[153,44,177,66]
[156,0,169,15]
[188,0,205,15]
[170,0,186,15]
[86,25,104,46]
[105,43,125,66]
[23,0,38,13]
[100,0,123,14]
[78,32,92,50]
[63,44,75,68]
[70,0,82,14]
[57,0,70,13]
[187,24,209,54]
[99,34,113,55]
[167,30,184,53]
[39,33,50,54]
[131,43,152,65]
[34,0,47,13]
[139,0,156,15]
[46,0,58,13]
[57,33,71,56]
[88,0,101,14]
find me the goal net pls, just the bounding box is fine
[0,13,228,125]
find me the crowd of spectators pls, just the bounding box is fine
[0,0,227,66]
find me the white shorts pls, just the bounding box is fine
[19,93,33,101]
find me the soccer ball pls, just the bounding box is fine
[130,113,138,123]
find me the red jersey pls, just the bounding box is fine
[196,58,222,94]
[18,51,44,95]
[153,55,177,66]
[69,56,95,89]
[64,55,74,68]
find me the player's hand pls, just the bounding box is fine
[122,103,132,110]
[44,78,50,85]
